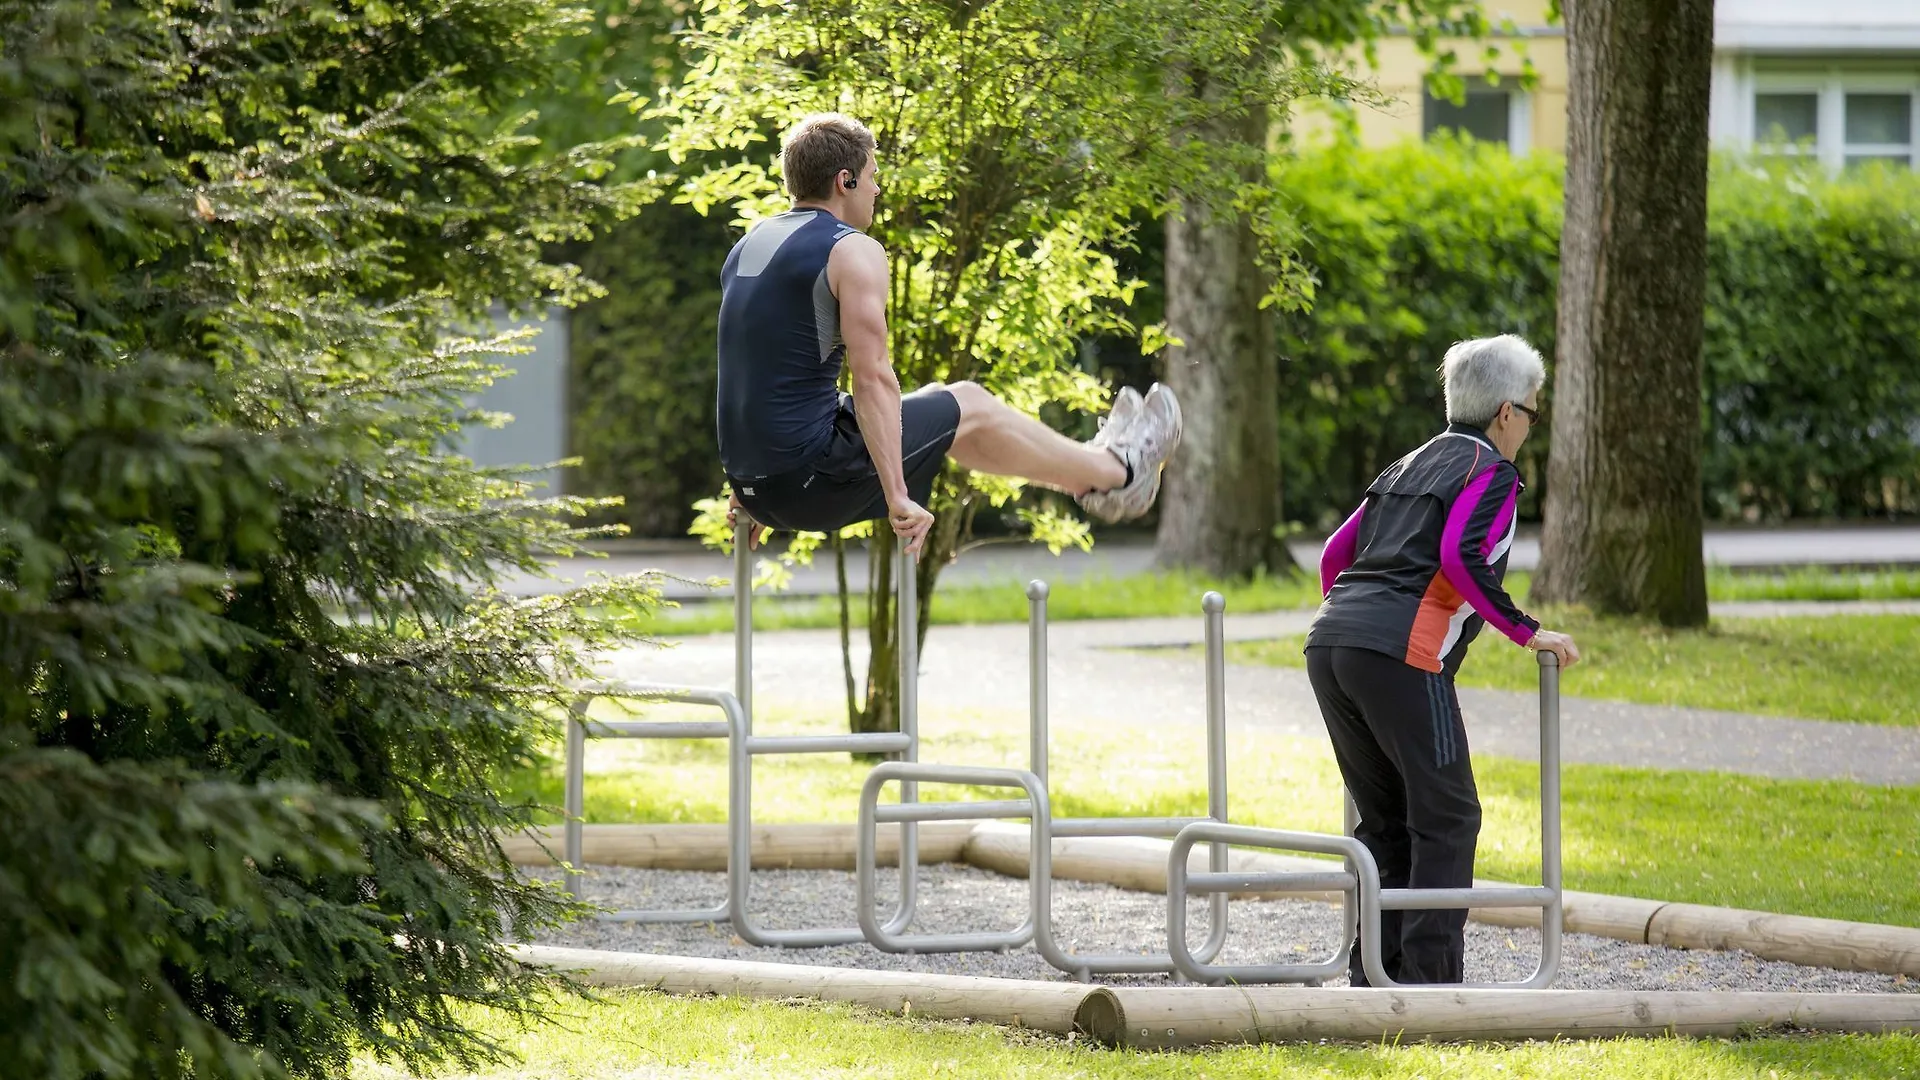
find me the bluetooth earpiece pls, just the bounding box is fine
[842,171,858,191]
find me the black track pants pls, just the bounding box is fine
[1305,644,1481,985]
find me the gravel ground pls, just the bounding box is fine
[532,864,1916,993]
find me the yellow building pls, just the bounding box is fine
[1306,0,1920,169]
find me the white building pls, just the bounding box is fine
[1326,0,1920,168]
[1711,0,1920,170]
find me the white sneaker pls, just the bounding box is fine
[1077,382,1182,524]
[1091,385,1144,452]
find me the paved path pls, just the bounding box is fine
[596,606,1920,787]
[507,525,1920,599]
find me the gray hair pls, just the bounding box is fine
[1441,335,1546,427]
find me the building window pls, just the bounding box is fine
[1844,93,1913,168]
[1423,78,1531,155]
[1744,69,1918,171]
[1753,92,1818,150]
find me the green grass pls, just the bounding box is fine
[352,991,1920,1079]
[1224,612,1920,726]
[626,567,1325,635]
[1704,565,1920,603]
[612,565,1920,636]
[515,700,1920,927]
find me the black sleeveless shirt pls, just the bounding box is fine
[715,208,859,479]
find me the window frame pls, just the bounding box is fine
[1420,76,1533,157]
[1748,65,1920,172]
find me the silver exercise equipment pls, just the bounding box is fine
[1166,651,1563,987]
[850,581,1233,978]
[564,515,1563,986]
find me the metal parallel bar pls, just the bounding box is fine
[726,522,921,948]
[1031,591,1232,979]
[563,684,744,922]
[584,720,731,739]
[874,799,1035,823]
[1358,651,1563,990]
[1170,824,1373,866]
[1051,816,1206,838]
[746,733,912,756]
[857,762,1047,954]
[1184,871,1358,895]
[596,904,730,924]
[1378,886,1558,910]
[577,683,751,709]
[1166,822,1363,986]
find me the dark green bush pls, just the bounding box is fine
[1704,160,1920,520]
[571,203,733,536]
[1273,139,1920,527]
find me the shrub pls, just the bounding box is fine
[1273,136,1562,526]
[1704,160,1920,520]
[570,204,732,537]
[1272,139,1920,527]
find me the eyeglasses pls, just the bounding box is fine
[1509,401,1541,425]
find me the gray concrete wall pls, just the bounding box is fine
[460,307,569,495]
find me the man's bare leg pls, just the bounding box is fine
[942,380,1125,495]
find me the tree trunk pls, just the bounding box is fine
[1154,96,1288,577]
[1535,0,1713,626]
[849,497,965,735]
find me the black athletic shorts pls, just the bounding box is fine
[729,387,960,533]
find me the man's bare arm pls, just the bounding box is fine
[829,232,933,552]
[830,234,909,507]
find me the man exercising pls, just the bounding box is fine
[717,113,1181,555]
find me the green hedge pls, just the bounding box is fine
[1274,139,1920,527]
[1273,138,1562,526]
[1704,163,1920,520]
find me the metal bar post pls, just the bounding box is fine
[1197,591,1231,964]
[1538,649,1564,984]
[1027,580,1049,784]
[890,543,920,936]
[564,698,588,899]
[734,519,753,720]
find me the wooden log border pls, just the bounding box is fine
[512,945,1920,1047]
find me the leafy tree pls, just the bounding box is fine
[0,1,653,1076]
[1153,0,1501,577]
[651,0,1353,734]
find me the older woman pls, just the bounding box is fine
[1306,334,1580,987]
